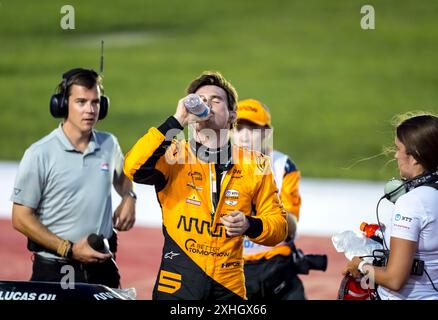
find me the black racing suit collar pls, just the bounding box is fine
[189,139,233,172]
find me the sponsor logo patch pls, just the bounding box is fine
[177,215,227,237]
[221,261,241,269]
[188,171,203,181]
[186,193,201,206]
[164,251,180,260]
[225,190,239,198]
[100,162,109,172]
[256,155,267,172]
[394,213,412,223]
[184,238,230,257]
[186,182,203,191]
[394,224,410,230]
[225,200,238,206]
[231,168,243,179]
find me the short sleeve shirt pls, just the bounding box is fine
[10,124,124,242]
[378,186,438,300]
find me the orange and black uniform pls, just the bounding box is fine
[243,153,305,300]
[236,98,305,299]
[123,117,287,300]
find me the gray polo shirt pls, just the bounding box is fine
[11,124,124,242]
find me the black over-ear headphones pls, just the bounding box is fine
[383,171,438,203]
[49,68,109,120]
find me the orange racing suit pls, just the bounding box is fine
[123,116,287,300]
[242,151,305,299]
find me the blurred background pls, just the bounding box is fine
[1,0,437,299]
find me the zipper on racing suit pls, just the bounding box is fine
[210,163,228,223]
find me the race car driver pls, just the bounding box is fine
[123,71,287,300]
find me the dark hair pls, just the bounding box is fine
[396,114,438,172]
[58,68,103,97]
[186,71,238,111]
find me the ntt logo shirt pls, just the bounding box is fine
[11,124,124,243]
[378,186,438,300]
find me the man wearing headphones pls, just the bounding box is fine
[123,71,287,300]
[11,68,136,288]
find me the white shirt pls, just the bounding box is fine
[378,186,438,300]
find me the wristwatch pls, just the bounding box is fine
[128,190,137,200]
[358,260,371,274]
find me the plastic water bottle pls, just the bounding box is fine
[184,94,210,118]
[332,230,383,261]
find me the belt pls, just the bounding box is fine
[33,252,76,264]
[28,231,118,257]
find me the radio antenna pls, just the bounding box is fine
[100,40,104,75]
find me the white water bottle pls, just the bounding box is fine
[184,94,210,118]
